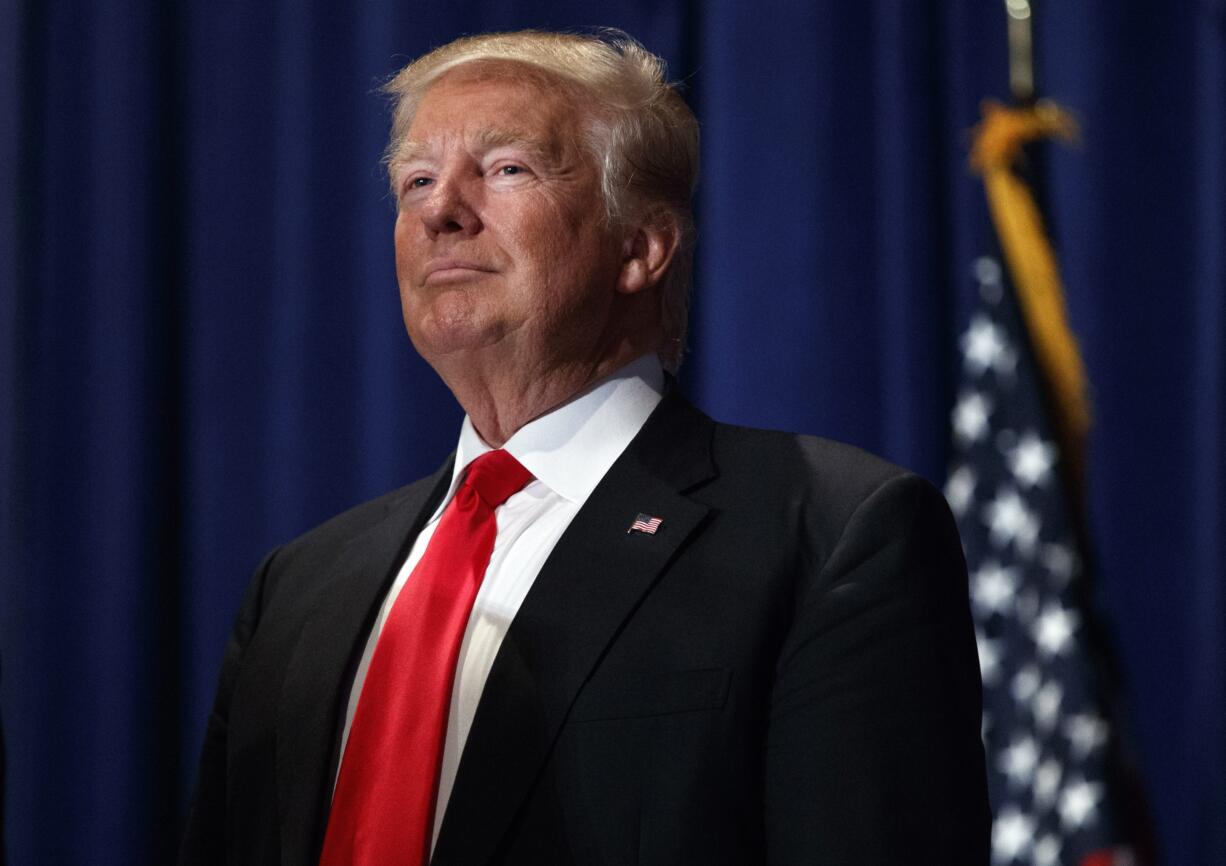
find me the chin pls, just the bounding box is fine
[406,309,509,366]
[405,290,475,349]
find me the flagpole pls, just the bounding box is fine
[1005,0,1035,104]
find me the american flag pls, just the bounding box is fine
[945,253,1137,866]
[627,513,662,535]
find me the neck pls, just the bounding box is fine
[439,344,651,447]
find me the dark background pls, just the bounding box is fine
[2,1,1222,864]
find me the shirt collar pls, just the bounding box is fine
[430,353,665,520]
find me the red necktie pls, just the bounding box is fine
[319,449,533,866]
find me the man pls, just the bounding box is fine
[180,29,990,866]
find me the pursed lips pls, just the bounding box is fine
[421,259,495,285]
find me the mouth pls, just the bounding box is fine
[422,259,495,285]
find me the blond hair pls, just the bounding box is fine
[383,29,699,371]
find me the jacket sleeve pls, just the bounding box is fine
[764,473,992,865]
[178,548,279,866]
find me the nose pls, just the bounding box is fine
[419,174,481,237]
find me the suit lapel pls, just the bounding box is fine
[432,393,717,866]
[276,461,453,866]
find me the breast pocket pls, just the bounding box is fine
[567,667,730,723]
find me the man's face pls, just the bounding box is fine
[392,68,626,375]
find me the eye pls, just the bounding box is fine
[397,175,432,203]
[490,162,533,182]
[396,171,432,194]
[485,155,536,187]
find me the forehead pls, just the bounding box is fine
[402,66,586,156]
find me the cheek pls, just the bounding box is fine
[393,217,427,325]
[393,213,424,272]
[514,202,602,276]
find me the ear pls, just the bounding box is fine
[617,214,680,296]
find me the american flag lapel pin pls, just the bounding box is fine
[627,513,663,535]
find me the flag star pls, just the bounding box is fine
[977,631,1002,685]
[1007,431,1057,488]
[1012,665,1041,703]
[1033,681,1064,731]
[983,487,1040,554]
[1034,603,1080,657]
[1058,778,1103,829]
[962,314,1013,376]
[999,736,1039,787]
[972,560,1020,614]
[1032,834,1062,866]
[991,807,1035,863]
[945,465,977,516]
[1065,714,1109,758]
[1033,758,1063,809]
[954,391,994,444]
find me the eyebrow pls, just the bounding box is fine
[395,128,562,166]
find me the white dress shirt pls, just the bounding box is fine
[337,353,665,851]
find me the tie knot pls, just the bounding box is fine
[462,450,533,508]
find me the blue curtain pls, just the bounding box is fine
[2,1,1222,864]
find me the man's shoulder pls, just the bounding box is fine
[271,460,452,570]
[654,389,908,498]
[700,418,947,551]
[708,420,909,500]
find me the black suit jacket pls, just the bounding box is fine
[180,391,991,865]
